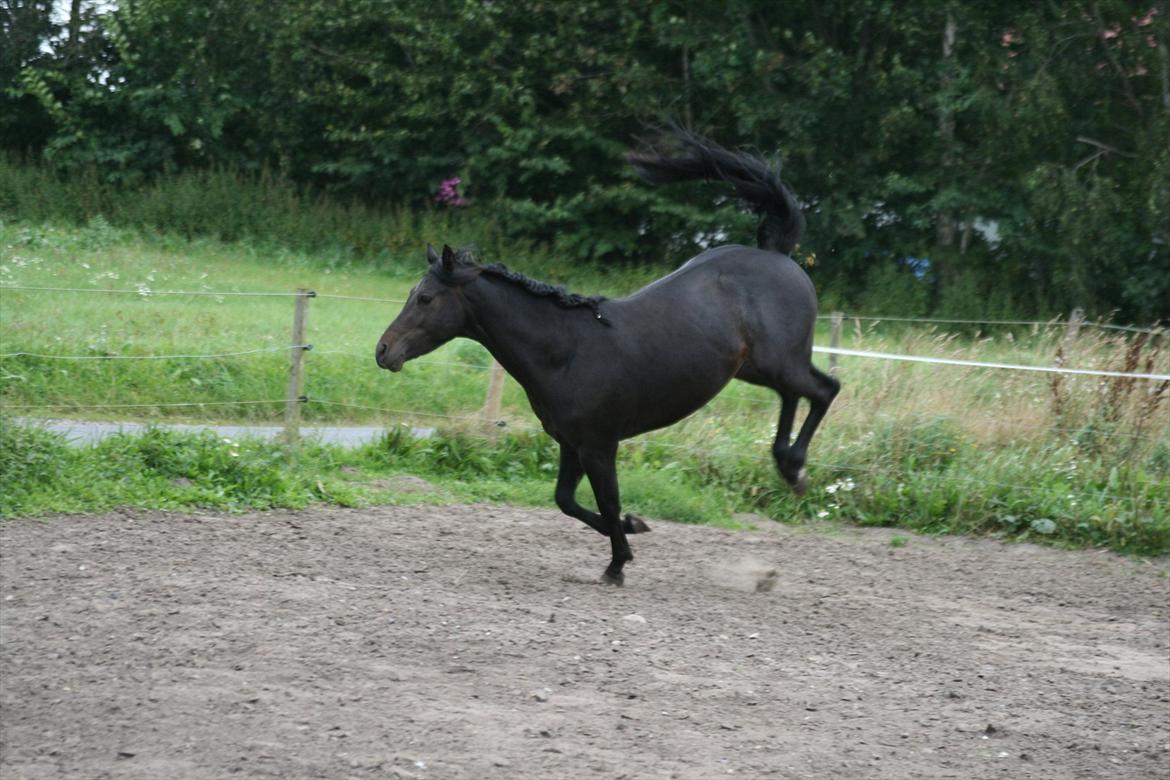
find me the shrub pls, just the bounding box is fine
[0,421,71,494]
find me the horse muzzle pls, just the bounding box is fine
[375,341,406,372]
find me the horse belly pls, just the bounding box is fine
[620,358,738,438]
[560,283,754,440]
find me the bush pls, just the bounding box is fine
[0,422,72,501]
[93,427,304,507]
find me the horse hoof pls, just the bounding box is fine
[792,467,808,497]
[601,570,625,587]
[623,513,651,533]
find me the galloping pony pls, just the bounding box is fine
[376,130,839,585]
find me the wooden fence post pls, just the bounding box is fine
[1066,307,1085,341]
[829,311,844,376]
[284,288,313,448]
[1055,307,1084,371]
[482,359,507,430]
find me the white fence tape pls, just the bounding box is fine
[0,284,309,297]
[814,346,1170,381]
[0,345,308,360]
[818,313,1160,334]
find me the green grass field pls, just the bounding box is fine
[2,219,1168,554]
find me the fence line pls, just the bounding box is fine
[0,284,311,298]
[315,293,407,304]
[310,351,481,371]
[4,339,1163,381]
[0,399,288,410]
[308,398,483,423]
[3,285,1167,455]
[307,346,1170,383]
[818,313,1161,335]
[0,345,309,360]
[5,283,1160,333]
[813,346,1170,381]
[1,285,407,304]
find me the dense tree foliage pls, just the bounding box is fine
[2,0,1166,320]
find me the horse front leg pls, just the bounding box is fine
[554,443,609,536]
[578,443,634,586]
[555,443,651,537]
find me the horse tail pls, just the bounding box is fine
[626,127,804,255]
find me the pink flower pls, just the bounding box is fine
[435,177,470,207]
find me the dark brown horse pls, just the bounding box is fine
[376,130,839,585]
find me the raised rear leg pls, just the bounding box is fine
[772,391,803,492]
[739,360,839,495]
[773,366,839,493]
[554,443,650,537]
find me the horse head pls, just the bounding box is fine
[375,244,478,371]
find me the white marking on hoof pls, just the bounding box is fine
[793,467,809,496]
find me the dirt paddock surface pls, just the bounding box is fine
[1,504,1168,779]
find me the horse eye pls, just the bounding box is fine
[418,293,434,305]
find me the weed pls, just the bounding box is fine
[0,421,73,513]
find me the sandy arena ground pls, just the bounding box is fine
[1,503,1168,779]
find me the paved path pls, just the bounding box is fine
[17,418,435,447]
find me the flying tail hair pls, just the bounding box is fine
[626,126,805,256]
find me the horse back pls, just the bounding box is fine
[615,245,818,337]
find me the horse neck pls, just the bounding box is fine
[461,275,581,381]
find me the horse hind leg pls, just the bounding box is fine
[774,366,840,494]
[747,365,838,494]
[771,391,804,493]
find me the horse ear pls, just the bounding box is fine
[426,244,440,266]
[440,244,456,273]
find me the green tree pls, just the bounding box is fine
[1,0,61,154]
[3,0,1166,319]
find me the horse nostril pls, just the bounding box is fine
[377,342,387,358]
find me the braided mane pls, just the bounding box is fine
[443,247,608,320]
[481,263,607,315]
